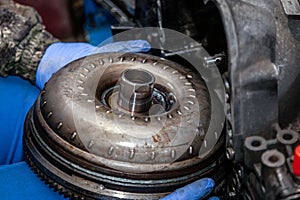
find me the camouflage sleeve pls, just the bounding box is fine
[0,0,59,84]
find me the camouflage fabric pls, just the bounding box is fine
[0,0,58,84]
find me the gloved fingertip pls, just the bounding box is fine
[191,178,215,198]
[193,177,215,191]
[160,178,215,200]
[127,40,151,52]
[208,196,220,200]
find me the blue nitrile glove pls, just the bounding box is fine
[160,178,219,200]
[36,40,151,89]
[0,162,65,200]
[0,40,150,166]
[0,40,150,199]
[0,76,40,165]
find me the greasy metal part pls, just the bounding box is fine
[130,0,295,161]
[161,43,203,57]
[242,125,300,199]
[197,1,300,199]
[280,0,300,16]
[128,0,300,199]
[111,28,226,159]
[117,69,155,114]
[225,163,244,199]
[244,136,267,170]
[129,0,231,158]
[132,0,227,56]
[203,52,226,67]
[208,0,300,163]
[261,150,295,199]
[24,53,225,199]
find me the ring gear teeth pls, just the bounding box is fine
[24,148,79,200]
[23,53,225,199]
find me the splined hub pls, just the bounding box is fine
[23,53,225,199]
[117,69,155,114]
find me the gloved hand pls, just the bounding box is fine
[0,162,218,200]
[0,76,40,164]
[0,162,66,200]
[0,40,150,165]
[36,40,151,89]
[160,178,219,200]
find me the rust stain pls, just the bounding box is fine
[152,134,162,143]
[152,132,171,143]
[162,132,171,142]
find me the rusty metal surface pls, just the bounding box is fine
[280,0,300,16]
[242,125,300,199]
[110,0,300,199]
[23,52,225,199]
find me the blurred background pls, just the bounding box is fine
[14,0,136,44]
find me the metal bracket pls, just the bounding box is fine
[281,0,300,16]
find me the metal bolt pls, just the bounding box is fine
[226,147,235,160]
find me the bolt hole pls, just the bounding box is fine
[251,140,261,147]
[269,155,279,163]
[282,133,293,141]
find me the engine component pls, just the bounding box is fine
[243,125,300,199]
[23,0,300,198]
[129,0,300,199]
[23,53,225,199]
[117,69,155,114]
[200,1,300,198]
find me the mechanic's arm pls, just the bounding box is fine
[0,0,150,165]
[0,0,150,89]
[0,0,58,83]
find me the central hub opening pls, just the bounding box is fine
[117,69,155,114]
[123,69,154,85]
[96,65,179,118]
